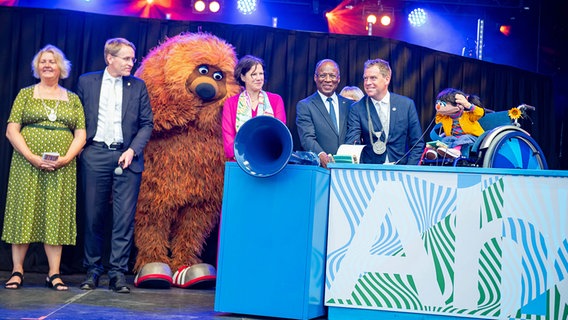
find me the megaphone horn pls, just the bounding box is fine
[234,116,293,178]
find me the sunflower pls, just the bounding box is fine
[508,107,522,120]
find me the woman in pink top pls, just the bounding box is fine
[222,55,286,160]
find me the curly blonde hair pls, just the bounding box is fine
[31,44,71,79]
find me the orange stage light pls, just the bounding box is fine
[327,0,395,36]
[499,25,511,36]
[379,14,391,26]
[327,0,371,35]
[130,0,173,19]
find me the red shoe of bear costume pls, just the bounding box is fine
[172,264,216,289]
[133,33,240,288]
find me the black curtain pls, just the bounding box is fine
[0,6,559,273]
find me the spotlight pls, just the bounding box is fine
[408,8,427,27]
[209,1,220,13]
[363,4,394,32]
[194,0,206,12]
[379,14,392,26]
[192,0,223,14]
[237,0,257,15]
[499,25,511,36]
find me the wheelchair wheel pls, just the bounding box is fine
[482,130,547,169]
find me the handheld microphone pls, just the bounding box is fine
[114,161,125,175]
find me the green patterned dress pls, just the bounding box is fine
[2,85,85,245]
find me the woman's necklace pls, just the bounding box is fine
[247,91,260,111]
[38,84,61,122]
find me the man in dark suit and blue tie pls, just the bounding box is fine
[296,59,353,168]
[345,58,424,165]
[77,38,153,293]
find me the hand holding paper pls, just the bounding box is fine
[333,144,365,164]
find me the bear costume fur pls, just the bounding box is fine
[133,33,240,274]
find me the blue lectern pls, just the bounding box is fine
[215,162,330,320]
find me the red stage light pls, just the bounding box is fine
[327,0,394,36]
[499,25,511,36]
[131,0,174,19]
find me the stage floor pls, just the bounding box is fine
[0,271,327,320]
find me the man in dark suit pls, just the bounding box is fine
[345,58,424,165]
[296,59,353,168]
[77,38,153,293]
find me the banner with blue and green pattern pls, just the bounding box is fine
[325,168,567,319]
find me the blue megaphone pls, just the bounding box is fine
[234,116,293,178]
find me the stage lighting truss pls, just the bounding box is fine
[192,0,223,14]
[237,0,257,15]
[408,8,427,27]
[363,4,394,28]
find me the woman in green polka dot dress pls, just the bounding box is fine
[2,45,86,291]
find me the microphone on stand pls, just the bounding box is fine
[519,103,535,111]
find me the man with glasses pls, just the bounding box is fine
[296,59,353,168]
[77,38,154,293]
[345,58,424,165]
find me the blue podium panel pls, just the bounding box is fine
[215,162,330,320]
[325,164,568,320]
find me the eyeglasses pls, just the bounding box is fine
[317,73,338,80]
[112,55,137,64]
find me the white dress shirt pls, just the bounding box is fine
[318,91,339,131]
[94,69,123,144]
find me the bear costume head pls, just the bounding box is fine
[135,32,240,135]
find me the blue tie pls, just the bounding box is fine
[327,97,338,131]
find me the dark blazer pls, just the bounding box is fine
[77,71,154,172]
[345,94,424,165]
[296,92,352,155]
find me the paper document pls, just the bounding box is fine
[333,144,365,164]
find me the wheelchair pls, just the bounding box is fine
[419,104,548,169]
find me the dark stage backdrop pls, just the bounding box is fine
[0,6,559,273]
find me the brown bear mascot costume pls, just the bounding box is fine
[132,32,240,288]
